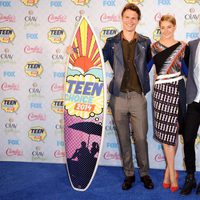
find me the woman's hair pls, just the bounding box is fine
[159,14,176,26]
[121,3,141,20]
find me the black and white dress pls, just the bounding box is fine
[151,41,188,146]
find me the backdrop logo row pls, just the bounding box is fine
[0,0,199,170]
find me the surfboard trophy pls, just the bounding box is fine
[64,16,107,191]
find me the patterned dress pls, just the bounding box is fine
[152,41,187,146]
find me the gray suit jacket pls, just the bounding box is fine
[186,38,200,104]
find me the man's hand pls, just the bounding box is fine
[66,46,74,55]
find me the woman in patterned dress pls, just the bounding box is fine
[148,15,189,192]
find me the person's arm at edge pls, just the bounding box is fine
[181,43,190,77]
[147,40,154,73]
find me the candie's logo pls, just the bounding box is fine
[0,14,15,23]
[1,82,19,91]
[48,14,67,23]
[154,153,165,162]
[51,83,64,92]
[6,148,23,156]
[54,150,66,158]
[48,27,66,44]
[0,27,15,43]
[51,99,64,114]
[100,13,120,23]
[103,151,121,160]
[153,27,161,41]
[126,0,144,5]
[154,12,162,22]
[28,126,47,142]
[24,61,43,77]
[24,45,43,54]
[21,0,40,6]
[1,97,19,113]
[28,112,46,121]
[71,0,90,6]
[100,27,118,43]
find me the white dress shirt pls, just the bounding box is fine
[194,41,200,103]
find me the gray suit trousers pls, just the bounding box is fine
[110,91,149,177]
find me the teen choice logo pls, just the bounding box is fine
[48,27,66,44]
[28,126,47,142]
[126,0,144,4]
[184,0,198,4]
[71,0,90,5]
[21,0,40,6]
[1,98,19,113]
[51,99,64,114]
[65,74,104,119]
[100,27,118,43]
[24,61,43,77]
[153,27,161,41]
[0,27,15,43]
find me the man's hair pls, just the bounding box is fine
[121,3,141,20]
[159,14,176,26]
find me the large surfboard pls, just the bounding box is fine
[64,16,107,191]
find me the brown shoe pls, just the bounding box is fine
[141,175,154,189]
[122,175,135,190]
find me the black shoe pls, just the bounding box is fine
[122,175,135,190]
[180,174,196,196]
[141,175,154,189]
[196,183,200,195]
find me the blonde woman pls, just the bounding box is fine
[148,15,189,192]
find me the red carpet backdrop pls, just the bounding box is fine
[0,0,200,170]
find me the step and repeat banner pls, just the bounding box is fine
[0,0,200,170]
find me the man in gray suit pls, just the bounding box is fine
[181,38,200,196]
[102,3,153,190]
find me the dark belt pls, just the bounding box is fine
[121,89,142,94]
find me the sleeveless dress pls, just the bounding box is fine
[151,41,187,146]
